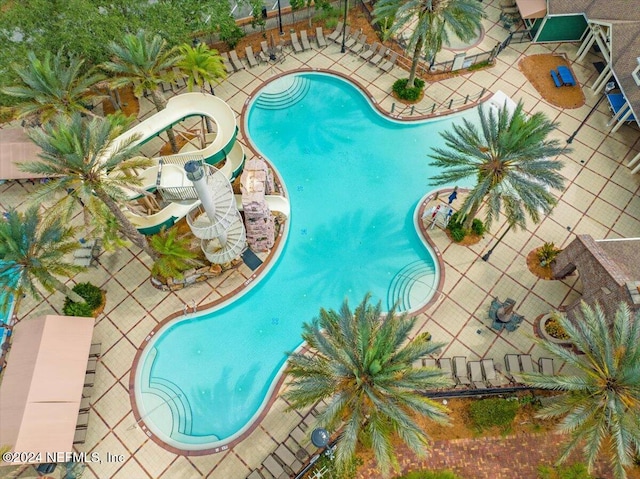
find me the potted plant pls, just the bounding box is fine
[527,242,562,280]
[536,242,561,267]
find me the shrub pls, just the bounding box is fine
[469,398,519,431]
[449,227,466,242]
[537,463,593,479]
[537,242,561,266]
[396,470,464,479]
[471,218,485,236]
[63,282,103,317]
[393,78,425,102]
[544,316,570,340]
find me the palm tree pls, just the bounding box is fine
[1,50,105,124]
[0,206,86,305]
[374,0,484,88]
[102,32,181,152]
[18,113,159,261]
[520,301,640,479]
[285,294,452,476]
[150,227,202,280]
[428,100,566,231]
[175,43,227,93]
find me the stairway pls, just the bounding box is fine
[253,75,310,110]
[387,260,437,312]
[186,164,246,264]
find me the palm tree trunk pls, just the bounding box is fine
[462,201,481,230]
[94,189,160,261]
[150,90,179,154]
[51,278,86,304]
[408,36,424,89]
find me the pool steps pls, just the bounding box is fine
[387,260,436,312]
[254,76,311,110]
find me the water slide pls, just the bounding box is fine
[234,194,291,217]
[109,93,246,235]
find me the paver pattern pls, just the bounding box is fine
[1,0,639,477]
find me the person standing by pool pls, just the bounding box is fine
[448,186,458,204]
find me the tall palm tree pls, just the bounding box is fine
[175,43,227,93]
[0,206,85,305]
[285,294,452,476]
[102,32,181,152]
[374,0,484,88]
[1,50,106,124]
[428,100,566,231]
[18,113,159,261]
[520,301,640,479]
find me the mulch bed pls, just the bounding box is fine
[526,248,554,280]
[519,54,585,109]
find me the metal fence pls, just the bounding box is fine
[391,87,489,118]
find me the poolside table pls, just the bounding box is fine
[557,66,576,86]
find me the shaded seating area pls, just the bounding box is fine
[489,297,524,332]
[0,315,96,458]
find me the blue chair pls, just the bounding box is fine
[492,318,505,331]
[551,70,562,88]
[505,320,520,332]
[488,297,501,320]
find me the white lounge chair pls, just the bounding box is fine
[519,354,536,373]
[229,50,245,71]
[326,21,343,42]
[481,358,501,387]
[220,52,233,73]
[360,42,380,61]
[379,51,398,72]
[453,356,471,386]
[468,361,486,389]
[504,353,520,383]
[370,45,388,65]
[539,357,554,375]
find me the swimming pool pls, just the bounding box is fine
[134,72,479,450]
[0,261,18,347]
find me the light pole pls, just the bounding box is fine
[567,81,616,144]
[277,0,284,35]
[340,0,349,53]
[481,223,513,262]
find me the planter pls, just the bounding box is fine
[536,313,572,346]
[526,248,555,280]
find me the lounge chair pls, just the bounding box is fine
[316,27,327,47]
[539,357,554,375]
[438,358,454,379]
[350,34,367,53]
[73,428,87,445]
[86,358,97,373]
[89,342,102,358]
[519,354,536,373]
[467,361,486,389]
[220,52,233,73]
[291,32,303,53]
[360,42,380,61]
[379,51,398,72]
[333,25,350,44]
[300,30,311,51]
[423,358,437,368]
[326,21,344,42]
[275,444,302,474]
[76,412,89,428]
[229,50,245,71]
[481,359,501,387]
[504,354,521,383]
[262,455,288,479]
[245,46,258,68]
[343,31,359,49]
[453,356,471,386]
[247,471,264,479]
[369,45,388,65]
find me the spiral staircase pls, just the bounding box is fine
[185,163,246,265]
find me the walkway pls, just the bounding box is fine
[358,433,613,479]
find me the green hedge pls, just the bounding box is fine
[469,398,519,430]
[395,470,464,479]
[446,212,486,242]
[537,463,593,479]
[63,282,103,317]
[393,78,426,102]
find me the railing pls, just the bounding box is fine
[390,87,489,118]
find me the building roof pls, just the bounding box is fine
[0,315,95,459]
[548,0,640,20]
[596,238,640,281]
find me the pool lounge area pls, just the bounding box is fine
[1,0,640,477]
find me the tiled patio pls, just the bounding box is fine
[1,1,639,477]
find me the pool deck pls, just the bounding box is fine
[1,1,639,477]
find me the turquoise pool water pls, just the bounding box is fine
[0,261,18,346]
[135,73,478,450]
